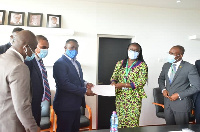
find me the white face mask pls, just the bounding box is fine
[128,50,139,60]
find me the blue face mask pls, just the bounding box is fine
[128,50,139,60]
[24,45,35,61]
[37,49,48,59]
[25,53,35,61]
[167,54,176,63]
[66,49,78,59]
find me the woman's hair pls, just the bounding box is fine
[122,42,145,67]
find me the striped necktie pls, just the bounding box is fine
[39,59,51,101]
[169,64,176,84]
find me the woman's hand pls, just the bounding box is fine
[115,83,125,89]
[111,81,116,86]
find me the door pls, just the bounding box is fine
[98,37,131,129]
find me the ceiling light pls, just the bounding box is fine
[177,0,181,3]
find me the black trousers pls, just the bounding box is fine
[55,109,80,132]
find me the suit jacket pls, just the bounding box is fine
[0,49,37,132]
[192,60,200,104]
[158,61,200,112]
[25,58,44,126]
[53,55,86,112]
[0,42,11,54]
[195,60,200,75]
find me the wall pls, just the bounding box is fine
[0,0,200,129]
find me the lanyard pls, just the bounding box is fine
[124,60,137,83]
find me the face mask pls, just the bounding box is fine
[128,50,139,60]
[24,45,35,61]
[167,54,176,63]
[37,49,48,59]
[66,49,78,59]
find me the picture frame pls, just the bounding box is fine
[0,10,6,25]
[27,12,43,27]
[8,11,25,26]
[47,14,61,28]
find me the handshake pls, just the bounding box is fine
[86,83,96,96]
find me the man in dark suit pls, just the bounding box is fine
[53,39,94,132]
[193,60,200,124]
[0,27,24,54]
[158,45,200,125]
[25,35,50,126]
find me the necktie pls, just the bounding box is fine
[169,64,176,84]
[39,59,51,101]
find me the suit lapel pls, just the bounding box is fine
[165,63,171,82]
[62,55,81,80]
[32,58,43,85]
[171,61,184,84]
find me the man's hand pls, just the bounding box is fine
[37,127,40,132]
[163,90,169,98]
[115,83,125,89]
[86,88,95,96]
[169,93,179,101]
[86,83,94,89]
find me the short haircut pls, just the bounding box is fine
[51,17,57,20]
[174,45,185,55]
[12,27,24,33]
[36,35,48,42]
[66,39,78,44]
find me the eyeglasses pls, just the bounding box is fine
[27,45,35,53]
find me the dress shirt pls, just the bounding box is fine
[10,48,24,62]
[168,60,182,78]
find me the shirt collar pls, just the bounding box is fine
[35,54,40,61]
[64,53,76,62]
[173,59,182,67]
[10,48,24,62]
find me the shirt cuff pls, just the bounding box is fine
[178,93,181,100]
[84,81,88,88]
[130,82,135,90]
[162,89,166,93]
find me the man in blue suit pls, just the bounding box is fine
[193,60,200,124]
[25,35,50,126]
[0,27,24,54]
[53,39,94,132]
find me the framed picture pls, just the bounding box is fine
[8,11,25,26]
[27,12,43,27]
[47,14,61,28]
[0,10,6,25]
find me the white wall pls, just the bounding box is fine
[0,0,200,129]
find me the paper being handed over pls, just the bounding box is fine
[92,85,115,96]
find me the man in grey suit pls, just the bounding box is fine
[158,45,200,125]
[0,30,40,132]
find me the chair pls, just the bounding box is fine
[152,87,195,123]
[54,104,92,131]
[40,100,54,132]
[152,87,165,119]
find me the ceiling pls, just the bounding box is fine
[80,0,200,10]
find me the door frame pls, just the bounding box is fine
[96,34,135,129]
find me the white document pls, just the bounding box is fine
[91,85,115,96]
[168,128,194,132]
